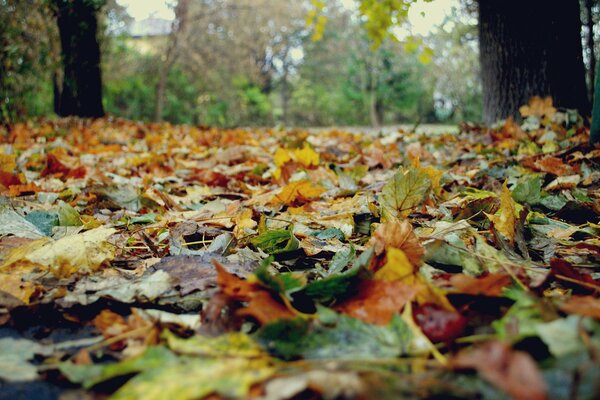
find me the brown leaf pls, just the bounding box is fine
[559,296,600,319]
[213,259,257,300]
[452,341,547,400]
[367,220,425,271]
[449,273,512,297]
[532,156,574,176]
[335,280,417,325]
[236,291,295,325]
[213,259,295,325]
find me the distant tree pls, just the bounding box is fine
[50,0,105,117]
[331,0,591,123]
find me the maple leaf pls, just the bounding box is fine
[449,273,512,297]
[213,260,295,325]
[380,167,431,219]
[367,219,425,270]
[485,181,516,243]
[452,341,547,400]
[519,96,556,119]
[0,154,16,173]
[375,248,454,311]
[271,179,325,206]
[334,279,416,325]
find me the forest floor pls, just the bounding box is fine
[0,99,599,399]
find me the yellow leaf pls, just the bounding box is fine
[0,272,38,305]
[293,144,320,168]
[1,227,117,277]
[375,248,454,311]
[273,148,292,167]
[272,180,325,206]
[519,96,556,119]
[485,182,516,243]
[374,247,416,283]
[420,166,444,196]
[0,154,16,173]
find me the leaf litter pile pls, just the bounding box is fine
[1,98,599,399]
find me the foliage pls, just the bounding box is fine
[0,101,599,397]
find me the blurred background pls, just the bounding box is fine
[0,0,597,127]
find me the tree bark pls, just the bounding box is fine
[53,0,104,118]
[478,0,590,124]
[585,0,596,103]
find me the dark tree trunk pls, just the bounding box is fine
[478,0,590,124]
[585,0,596,103]
[53,0,104,118]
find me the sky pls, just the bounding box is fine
[116,0,457,36]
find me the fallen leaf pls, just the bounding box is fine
[367,219,425,270]
[380,167,431,219]
[449,273,512,296]
[335,279,416,325]
[452,341,547,400]
[519,96,556,119]
[485,181,516,243]
[271,180,325,206]
[559,296,600,319]
[0,227,116,277]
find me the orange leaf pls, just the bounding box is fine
[236,291,296,325]
[367,220,424,271]
[519,96,556,119]
[335,280,416,325]
[271,179,325,206]
[449,273,512,297]
[559,296,600,320]
[213,260,256,300]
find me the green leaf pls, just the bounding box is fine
[512,175,542,205]
[255,307,413,360]
[380,167,431,219]
[57,200,83,226]
[163,330,265,358]
[255,256,306,296]
[24,210,59,236]
[302,248,372,302]
[326,245,356,275]
[311,227,345,240]
[250,226,300,255]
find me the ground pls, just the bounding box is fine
[0,100,599,399]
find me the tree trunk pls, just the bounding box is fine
[478,0,590,124]
[54,0,104,118]
[585,0,596,103]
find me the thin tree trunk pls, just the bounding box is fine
[478,0,590,123]
[586,0,596,103]
[54,0,104,118]
[155,0,190,122]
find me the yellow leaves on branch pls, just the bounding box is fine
[0,227,117,278]
[485,182,516,243]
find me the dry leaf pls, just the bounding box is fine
[452,341,547,400]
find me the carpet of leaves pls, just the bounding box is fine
[0,100,599,399]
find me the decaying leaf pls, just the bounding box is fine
[0,227,116,277]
